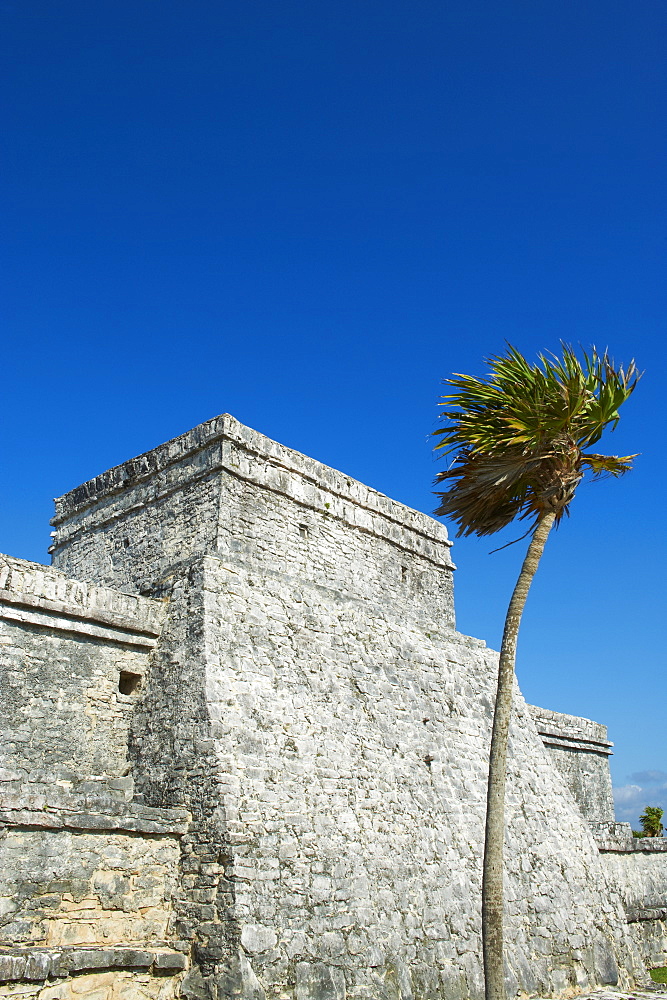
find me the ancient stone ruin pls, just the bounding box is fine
[1,414,665,1000]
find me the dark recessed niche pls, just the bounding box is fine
[299,524,310,539]
[119,671,141,696]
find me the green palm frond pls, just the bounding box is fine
[580,453,638,477]
[434,344,639,537]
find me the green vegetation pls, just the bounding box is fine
[637,805,664,838]
[650,968,667,984]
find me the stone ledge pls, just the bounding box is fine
[577,990,667,999]
[0,780,188,815]
[0,792,190,836]
[630,838,667,853]
[0,600,159,648]
[592,822,667,853]
[0,948,187,982]
[627,906,667,923]
[527,704,611,748]
[538,733,613,756]
[0,556,166,636]
[0,808,189,836]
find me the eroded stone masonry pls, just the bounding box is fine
[1,415,665,1000]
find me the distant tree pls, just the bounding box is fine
[433,345,639,1000]
[639,806,664,838]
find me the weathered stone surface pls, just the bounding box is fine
[24,953,51,980]
[602,846,667,968]
[51,414,456,630]
[296,961,346,1000]
[0,557,165,785]
[0,969,184,998]
[241,926,278,955]
[0,956,27,981]
[65,950,153,972]
[153,953,187,970]
[0,826,180,950]
[0,414,665,999]
[529,705,616,823]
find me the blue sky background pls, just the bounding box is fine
[1,0,664,826]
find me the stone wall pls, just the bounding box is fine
[594,829,667,970]
[528,706,615,823]
[528,707,667,967]
[2,414,665,1000]
[0,556,188,999]
[48,415,648,998]
[0,556,165,785]
[191,554,640,998]
[0,968,183,1000]
[0,805,184,949]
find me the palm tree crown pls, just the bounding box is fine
[433,344,639,536]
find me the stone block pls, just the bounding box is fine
[153,953,187,971]
[296,962,346,1000]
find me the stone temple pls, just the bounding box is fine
[1,414,665,1000]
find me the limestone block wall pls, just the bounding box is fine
[0,795,189,999]
[193,554,640,999]
[0,816,183,948]
[125,566,243,1000]
[45,416,652,999]
[528,706,615,824]
[526,703,667,973]
[0,556,166,784]
[0,557,188,999]
[0,970,182,1000]
[598,834,667,969]
[0,412,655,998]
[114,553,641,1000]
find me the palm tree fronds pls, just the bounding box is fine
[580,453,638,477]
[434,446,580,536]
[434,344,640,538]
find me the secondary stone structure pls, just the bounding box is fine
[1,414,665,1000]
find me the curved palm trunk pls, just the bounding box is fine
[482,511,556,1000]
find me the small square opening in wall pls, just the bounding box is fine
[118,671,142,696]
[299,524,310,539]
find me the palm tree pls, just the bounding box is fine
[639,806,664,838]
[433,345,639,1000]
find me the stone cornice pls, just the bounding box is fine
[50,414,453,562]
[528,703,611,750]
[0,555,165,643]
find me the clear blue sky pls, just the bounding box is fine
[1,0,664,826]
